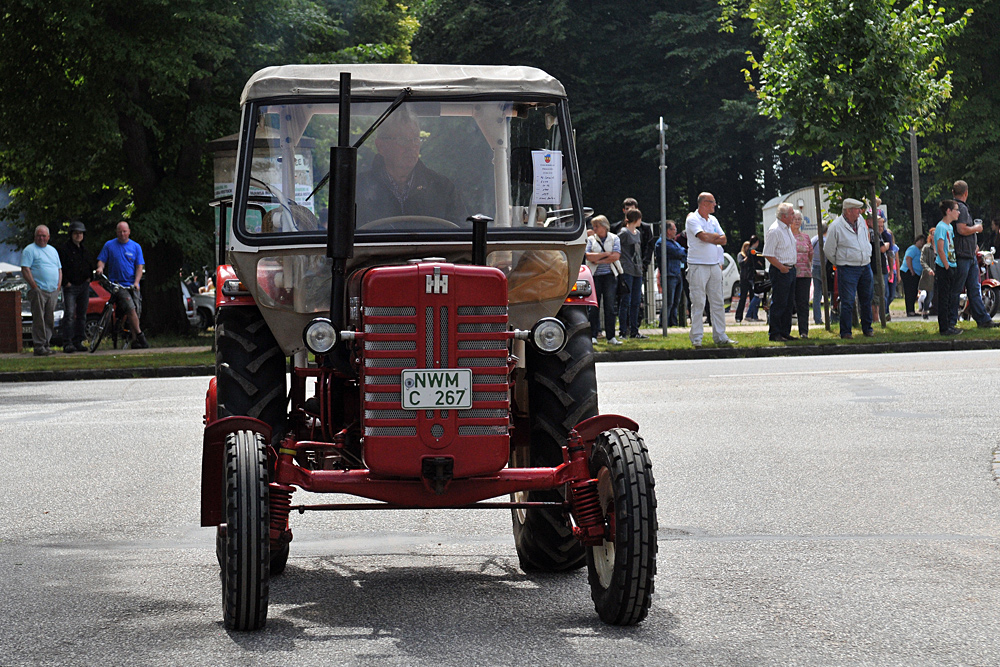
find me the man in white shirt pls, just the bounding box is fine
[824,197,874,339]
[762,202,798,341]
[684,192,737,347]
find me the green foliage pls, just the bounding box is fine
[722,0,969,197]
[415,0,818,243]
[919,0,1000,220]
[0,0,420,332]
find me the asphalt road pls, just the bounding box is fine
[2,351,1000,665]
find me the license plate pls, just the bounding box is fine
[401,369,473,410]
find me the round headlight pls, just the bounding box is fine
[303,317,337,354]
[530,317,566,354]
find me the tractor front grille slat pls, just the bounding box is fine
[365,392,400,403]
[365,357,417,368]
[365,322,416,334]
[472,391,508,402]
[458,408,508,419]
[365,340,416,351]
[365,426,417,437]
[458,340,507,350]
[458,322,507,333]
[365,409,415,420]
[458,425,509,436]
[458,357,506,367]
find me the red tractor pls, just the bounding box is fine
[201,64,657,630]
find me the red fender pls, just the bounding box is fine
[571,414,639,459]
[204,377,218,426]
[200,416,273,526]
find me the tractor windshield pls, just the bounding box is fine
[234,99,580,240]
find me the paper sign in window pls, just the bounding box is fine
[531,150,563,205]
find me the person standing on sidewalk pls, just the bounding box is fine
[791,210,813,338]
[918,234,937,319]
[617,209,647,339]
[762,202,798,342]
[57,221,94,353]
[20,225,62,356]
[585,215,622,345]
[654,220,686,327]
[934,200,962,336]
[811,223,827,325]
[900,235,925,317]
[950,180,994,328]
[824,197,874,339]
[684,192,737,347]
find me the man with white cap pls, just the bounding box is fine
[823,197,875,339]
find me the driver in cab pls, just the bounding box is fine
[356,109,468,227]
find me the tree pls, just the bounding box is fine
[0,0,419,334]
[920,0,1000,220]
[721,0,970,202]
[415,0,815,243]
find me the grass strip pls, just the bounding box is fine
[591,319,1000,351]
[0,350,214,373]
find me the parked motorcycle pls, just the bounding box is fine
[959,246,1000,320]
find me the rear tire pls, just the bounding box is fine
[215,305,287,437]
[270,543,290,575]
[587,428,657,625]
[221,430,270,631]
[511,306,597,572]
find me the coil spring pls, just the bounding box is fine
[270,484,294,533]
[570,479,603,530]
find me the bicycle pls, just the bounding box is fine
[87,273,136,352]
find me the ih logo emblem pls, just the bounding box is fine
[425,266,449,294]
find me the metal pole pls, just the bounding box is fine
[659,117,669,336]
[910,128,923,238]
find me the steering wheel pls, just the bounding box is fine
[357,215,461,231]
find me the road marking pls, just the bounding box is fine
[708,369,869,378]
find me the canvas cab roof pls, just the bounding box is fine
[241,64,566,106]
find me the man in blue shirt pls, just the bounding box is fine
[21,225,62,356]
[96,221,148,348]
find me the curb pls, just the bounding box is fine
[594,337,1000,362]
[2,338,1000,383]
[0,365,214,383]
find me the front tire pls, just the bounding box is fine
[87,307,113,353]
[511,306,597,572]
[983,286,999,318]
[587,428,657,626]
[221,430,270,631]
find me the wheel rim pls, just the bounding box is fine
[591,467,616,588]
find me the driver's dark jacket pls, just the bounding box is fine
[356,156,468,226]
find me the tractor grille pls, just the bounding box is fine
[361,289,510,440]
